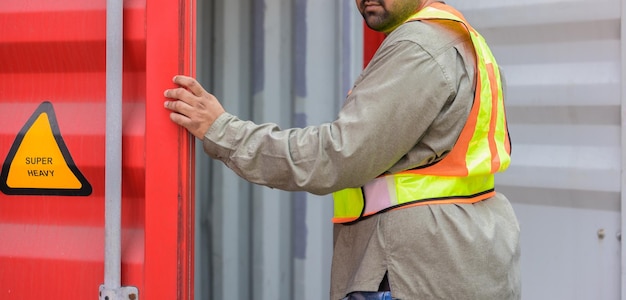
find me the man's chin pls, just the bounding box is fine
[363,16,382,29]
[364,21,389,33]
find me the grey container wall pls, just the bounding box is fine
[197,0,625,299]
[195,0,362,299]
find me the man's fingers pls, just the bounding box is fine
[169,111,191,128]
[164,87,195,104]
[164,98,196,120]
[169,109,208,139]
[173,75,206,97]
[163,75,225,139]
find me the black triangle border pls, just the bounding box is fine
[0,101,92,196]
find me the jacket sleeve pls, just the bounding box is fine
[202,40,460,195]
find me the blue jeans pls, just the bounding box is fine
[342,291,398,300]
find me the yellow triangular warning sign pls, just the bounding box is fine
[1,101,92,196]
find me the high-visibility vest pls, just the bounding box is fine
[332,3,511,224]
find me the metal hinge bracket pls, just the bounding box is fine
[99,285,139,300]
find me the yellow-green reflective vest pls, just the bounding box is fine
[332,3,511,224]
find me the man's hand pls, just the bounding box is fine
[163,75,226,139]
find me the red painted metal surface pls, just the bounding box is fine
[145,0,195,298]
[0,0,194,298]
[363,24,386,68]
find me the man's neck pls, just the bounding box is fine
[417,0,444,12]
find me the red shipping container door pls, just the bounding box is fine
[363,24,385,68]
[0,0,195,299]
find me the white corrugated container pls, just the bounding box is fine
[447,0,622,298]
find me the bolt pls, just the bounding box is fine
[129,293,137,300]
[618,232,622,242]
[597,229,606,240]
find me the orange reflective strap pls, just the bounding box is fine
[486,63,501,173]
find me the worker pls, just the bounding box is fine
[163,0,521,299]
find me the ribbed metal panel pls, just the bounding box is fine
[1,0,196,298]
[0,1,145,297]
[448,0,622,298]
[197,0,253,298]
[196,0,361,299]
